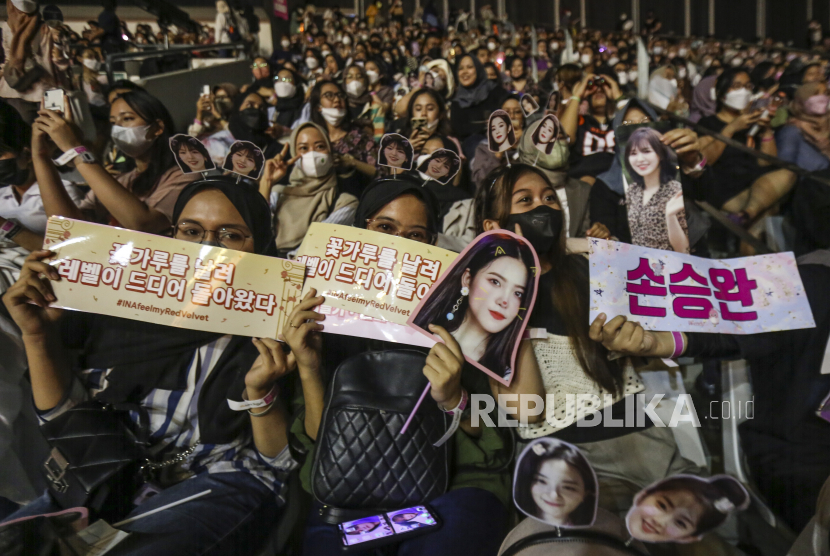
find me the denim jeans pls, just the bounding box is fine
[302,487,507,556]
[2,471,280,556]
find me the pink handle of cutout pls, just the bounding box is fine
[400,383,431,435]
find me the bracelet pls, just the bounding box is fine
[433,388,469,447]
[0,220,22,241]
[670,331,685,359]
[440,388,469,415]
[227,382,278,411]
[761,136,774,143]
[248,401,277,417]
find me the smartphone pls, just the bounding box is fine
[44,89,65,113]
[202,85,211,97]
[750,97,770,113]
[338,505,441,551]
[411,117,427,130]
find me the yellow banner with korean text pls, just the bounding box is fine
[43,217,305,337]
[295,223,458,325]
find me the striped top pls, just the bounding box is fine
[38,335,296,502]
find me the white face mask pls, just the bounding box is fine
[343,36,352,45]
[11,0,37,14]
[306,57,319,69]
[300,151,333,178]
[628,70,638,82]
[487,42,497,51]
[723,88,752,111]
[677,67,687,79]
[366,70,380,84]
[275,82,297,98]
[617,72,628,85]
[346,80,366,97]
[320,107,346,126]
[580,54,592,66]
[653,46,663,55]
[111,124,154,158]
[321,50,331,58]
[730,57,743,67]
[550,42,559,51]
[607,57,619,67]
[678,48,688,57]
[281,39,291,49]
[83,58,102,72]
[648,75,678,110]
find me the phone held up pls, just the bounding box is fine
[338,505,442,551]
[44,89,66,113]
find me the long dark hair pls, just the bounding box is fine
[475,164,624,395]
[404,88,452,137]
[170,135,215,172]
[514,439,597,526]
[531,116,560,155]
[623,127,677,187]
[309,79,353,130]
[412,233,536,375]
[488,112,516,151]
[115,90,176,197]
[638,475,749,536]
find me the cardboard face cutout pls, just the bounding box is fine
[487,109,518,153]
[378,133,415,171]
[513,438,599,528]
[169,134,216,174]
[626,475,749,543]
[521,93,540,117]
[618,124,689,254]
[546,90,561,113]
[222,140,265,180]
[416,148,461,185]
[531,114,562,155]
[407,230,540,386]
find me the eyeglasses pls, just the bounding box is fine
[621,117,651,125]
[173,222,252,251]
[251,62,269,69]
[366,219,434,244]
[274,76,295,83]
[321,91,347,101]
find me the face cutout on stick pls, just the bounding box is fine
[488,109,518,153]
[378,133,414,171]
[626,475,749,544]
[546,90,561,114]
[513,438,599,529]
[407,230,540,386]
[169,134,216,174]
[521,94,540,117]
[416,148,461,185]
[222,140,265,180]
[531,115,562,156]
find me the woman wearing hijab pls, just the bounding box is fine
[688,74,718,123]
[259,122,359,257]
[1,176,294,554]
[227,91,282,160]
[777,82,830,173]
[451,53,509,161]
[286,176,512,556]
[271,66,307,133]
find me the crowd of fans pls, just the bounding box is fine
[1,1,830,555]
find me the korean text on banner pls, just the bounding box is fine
[295,223,458,326]
[589,239,815,334]
[43,217,305,337]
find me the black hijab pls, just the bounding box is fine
[273,68,306,128]
[355,176,441,238]
[228,92,274,152]
[65,177,279,444]
[454,53,498,109]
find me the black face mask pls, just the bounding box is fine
[0,158,28,186]
[505,205,564,257]
[239,108,269,132]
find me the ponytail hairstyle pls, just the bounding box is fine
[474,164,625,395]
[114,90,176,197]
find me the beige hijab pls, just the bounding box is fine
[275,122,357,249]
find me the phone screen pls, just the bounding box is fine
[339,515,394,546]
[338,506,439,547]
[387,506,438,533]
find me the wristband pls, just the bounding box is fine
[433,389,468,447]
[227,382,278,411]
[761,136,774,143]
[441,388,469,415]
[670,331,685,359]
[54,146,95,166]
[0,220,22,241]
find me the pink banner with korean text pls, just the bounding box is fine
[589,239,815,334]
[42,217,305,337]
[314,304,436,348]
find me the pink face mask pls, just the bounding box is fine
[804,94,830,116]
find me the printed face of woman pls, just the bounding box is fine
[383,142,406,167]
[351,521,378,533]
[538,118,555,143]
[232,148,256,175]
[427,155,451,179]
[491,117,509,147]
[530,460,586,525]
[463,256,527,335]
[628,142,660,179]
[627,490,704,542]
[179,144,206,172]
